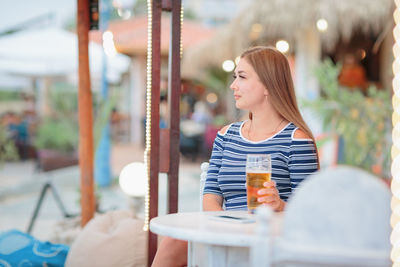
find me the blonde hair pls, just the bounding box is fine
[241,46,320,168]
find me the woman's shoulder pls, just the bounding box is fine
[292,128,312,140]
[218,125,230,135]
[217,121,243,136]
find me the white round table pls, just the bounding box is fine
[150,210,282,267]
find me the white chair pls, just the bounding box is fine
[252,166,392,267]
[199,162,209,211]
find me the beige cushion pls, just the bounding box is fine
[65,210,147,267]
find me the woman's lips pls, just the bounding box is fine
[234,95,240,100]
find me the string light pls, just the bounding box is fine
[391,0,400,263]
[180,5,184,58]
[144,0,153,232]
[144,0,184,231]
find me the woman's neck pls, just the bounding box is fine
[246,106,286,140]
[251,104,282,130]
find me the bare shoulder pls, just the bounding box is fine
[218,124,231,135]
[293,128,312,140]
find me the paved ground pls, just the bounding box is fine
[0,143,204,242]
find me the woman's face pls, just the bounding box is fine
[230,58,268,110]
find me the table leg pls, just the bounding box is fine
[208,245,249,267]
[188,242,207,266]
[188,243,249,267]
[207,245,227,267]
[187,241,193,266]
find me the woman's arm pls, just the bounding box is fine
[203,194,224,211]
[202,124,230,211]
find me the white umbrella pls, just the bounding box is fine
[0,27,130,83]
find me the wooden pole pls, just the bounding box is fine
[147,0,181,264]
[167,0,181,214]
[77,0,96,226]
[148,0,162,264]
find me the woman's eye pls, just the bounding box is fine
[233,74,245,79]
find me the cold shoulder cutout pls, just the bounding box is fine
[292,128,312,140]
[218,124,231,136]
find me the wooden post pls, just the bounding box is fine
[148,0,162,264]
[167,0,181,214]
[147,0,181,264]
[77,0,96,226]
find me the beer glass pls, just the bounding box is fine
[246,154,272,212]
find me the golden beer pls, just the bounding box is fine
[246,172,271,210]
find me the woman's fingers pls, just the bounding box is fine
[257,194,277,203]
[263,180,276,188]
[257,187,278,196]
[255,180,282,211]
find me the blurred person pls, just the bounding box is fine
[111,107,123,141]
[3,112,29,159]
[191,100,213,125]
[152,46,319,267]
[338,53,367,92]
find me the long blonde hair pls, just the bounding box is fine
[241,46,320,168]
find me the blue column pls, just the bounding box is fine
[95,0,111,187]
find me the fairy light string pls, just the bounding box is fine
[391,0,400,263]
[144,0,152,231]
[144,0,184,231]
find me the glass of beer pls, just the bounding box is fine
[246,154,272,213]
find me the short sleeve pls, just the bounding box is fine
[203,133,224,196]
[288,138,318,193]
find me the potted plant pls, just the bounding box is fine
[34,83,119,172]
[303,59,392,178]
[34,88,79,172]
[34,118,79,171]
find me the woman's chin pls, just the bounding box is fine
[235,102,246,110]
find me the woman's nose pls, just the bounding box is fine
[230,80,236,91]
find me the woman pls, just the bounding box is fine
[152,46,319,267]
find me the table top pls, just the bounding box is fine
[150,210,283,247]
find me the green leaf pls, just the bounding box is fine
[303,58,392,177]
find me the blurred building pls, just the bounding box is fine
[90,15,216,145]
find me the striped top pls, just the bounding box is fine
[203,121,318,211]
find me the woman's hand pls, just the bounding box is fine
[257,181,285,212]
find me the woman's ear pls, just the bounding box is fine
[264,89,269,96]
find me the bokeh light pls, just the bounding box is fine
[276,40,289,53]
[316,18,328,32]
[222,60,235,72]
[206,92,218,104]
[119,162,147,197]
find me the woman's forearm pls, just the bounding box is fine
[203,194,224,211]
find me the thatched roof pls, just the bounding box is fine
[182,0,394,78]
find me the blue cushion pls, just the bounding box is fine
[0,229,69,267]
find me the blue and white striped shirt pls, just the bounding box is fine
[203,121,318,211]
